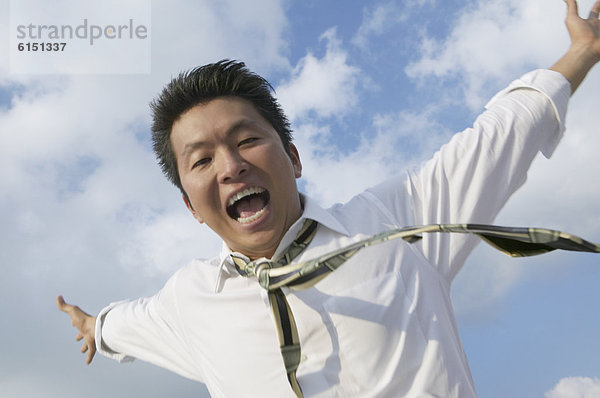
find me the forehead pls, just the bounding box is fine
[172,97,272,141]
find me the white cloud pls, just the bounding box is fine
[352,1,404,49]
[276,25,454,207]
[351,0,436,50]
[118,209,222,277]
[276,28,360,122]
[406,0,568,109]
[294,122,392,206]
[546,377,600,398]
[149,0,290,79]
[1,0,290,82]
[294,106,452,207]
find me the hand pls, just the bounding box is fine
[56,295,98,364]
[551,0,600,93]
[564,0,600,59]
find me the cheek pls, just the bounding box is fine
[182,177,214,208]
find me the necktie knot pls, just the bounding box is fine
[230,253,278,286]
[230,219,319,287]
[254,259,274,289]
[245,258,275,289]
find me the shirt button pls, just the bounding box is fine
[301,355,308,362]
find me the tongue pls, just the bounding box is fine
[235,195,266,219]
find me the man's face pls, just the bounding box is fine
[171,97,303,259]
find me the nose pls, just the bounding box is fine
[217,148,248,183]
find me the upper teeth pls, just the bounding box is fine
[227,187,265,207]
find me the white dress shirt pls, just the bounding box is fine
[96,69,570,397]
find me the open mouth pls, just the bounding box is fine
[226,187,270,224]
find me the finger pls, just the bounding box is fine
[564,0,579,18]
[590,0,600,18]
[86,345,96,365]
[76,332,83,341]
[57,295,77,315]
[81,342,88,353]
[56,295,67,311]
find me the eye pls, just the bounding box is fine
[191,157,211,170]
[238,137,259,146]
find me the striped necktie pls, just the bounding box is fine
[231,221,600,396]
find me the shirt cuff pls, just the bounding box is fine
[485,69,571,158]
[95,300,135,363]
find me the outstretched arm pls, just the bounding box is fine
[550,0,600,94]
[57,295,98,364]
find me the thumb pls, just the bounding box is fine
[56,295,75,314]
[56,295,66,310]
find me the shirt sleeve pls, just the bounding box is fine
[95,270,202,382]
[372,69,571,281]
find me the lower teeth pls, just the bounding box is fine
[236,207,266,224]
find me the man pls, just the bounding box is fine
[58,1,600,397]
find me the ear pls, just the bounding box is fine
[288,144,302,178]
[182,193,204,224]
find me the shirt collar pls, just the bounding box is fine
[298,194,349,236]
[213,193,349,292]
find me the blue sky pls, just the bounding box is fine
[1,0,600,397]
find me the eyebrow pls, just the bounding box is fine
[179,119,259,160]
